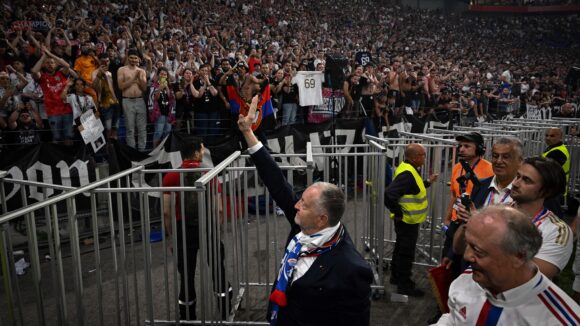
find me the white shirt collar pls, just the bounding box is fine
[488,175,514,193]
[483,268,544,307]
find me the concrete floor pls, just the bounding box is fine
[1,198,440,325]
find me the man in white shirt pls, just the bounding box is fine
[433,206,579,325]
[509,156,572,279]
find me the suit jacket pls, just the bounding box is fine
[251,146,373,326]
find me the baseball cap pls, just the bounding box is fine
[456,132,484,145]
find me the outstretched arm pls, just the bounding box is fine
[238,96,299,226]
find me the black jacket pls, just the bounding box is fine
[251,145,373,326]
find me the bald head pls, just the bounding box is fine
[545,128,562,147]
[405,143,426,168]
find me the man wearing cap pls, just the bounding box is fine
[445,132,494,226]
[543,127,570,197]
[441,132,493,274]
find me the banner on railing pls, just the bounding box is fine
[0,143,96,212]
[0,120,364,212]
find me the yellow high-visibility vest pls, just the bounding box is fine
[390,162,428,224]
[543,144,570,196]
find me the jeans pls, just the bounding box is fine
[153,115,172,143]
[47,114,74,141]
[282,103,297,126]
[122,97,147,151]
[195,111,219,137]
[410,98,421,112]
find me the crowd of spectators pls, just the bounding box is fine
[0,0,579,152]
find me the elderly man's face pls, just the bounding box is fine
[293,186,325,235]
[491,144,520,181]
[463,214,515,294]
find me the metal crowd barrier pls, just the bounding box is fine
[3,142,388,325]
[427,127,539,159]
[0,166,145,325]
[476,119,580,198]
[365,133,455,280]
[11,124,559,324]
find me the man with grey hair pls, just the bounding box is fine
[433,206,579,325]
[238,95,373,326]
[455,137,523,218]
[455,156,571,279]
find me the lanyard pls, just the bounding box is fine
[531,208,549,226]
[485,188,511,207]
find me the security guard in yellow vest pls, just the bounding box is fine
[385,143,438,297]
[543,128,570,195]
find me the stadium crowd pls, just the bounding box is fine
[1,0,580,323]
[0,0,578,151]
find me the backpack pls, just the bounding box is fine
[182,171,203,228]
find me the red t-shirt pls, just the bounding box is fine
[39,71,71,116]
[162,160,201,222]
[248,57,262,74]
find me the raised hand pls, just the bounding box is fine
[237,94,259,132]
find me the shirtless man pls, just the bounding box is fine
[388,58,403,108]
[360,65,378,117]
[117,49,147,151]
[220,61,263,102]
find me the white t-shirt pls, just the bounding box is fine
[293,71,324,106]
[434,270,579,325]
[573,206,580,292]
[533,209,573,271]
[66,94,96,123]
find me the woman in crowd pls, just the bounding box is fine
[150,67,176,148]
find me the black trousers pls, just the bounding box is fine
[176,222,228,319]
[391,220,419,288]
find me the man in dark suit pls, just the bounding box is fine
[238,95,373,326]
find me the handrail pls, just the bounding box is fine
[2,178,76,191]
[368,140,387,152]
[398,131,457,145]
[306,142,314,169]
[0,165,144,224]
[195,151,241,187]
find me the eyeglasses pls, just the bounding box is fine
[491,153,514,162]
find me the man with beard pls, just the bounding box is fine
[117,49,147,151]
[508,157,572,279]
[31,45,78,145]
[433,206,579,325]
[453,153,569,279]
